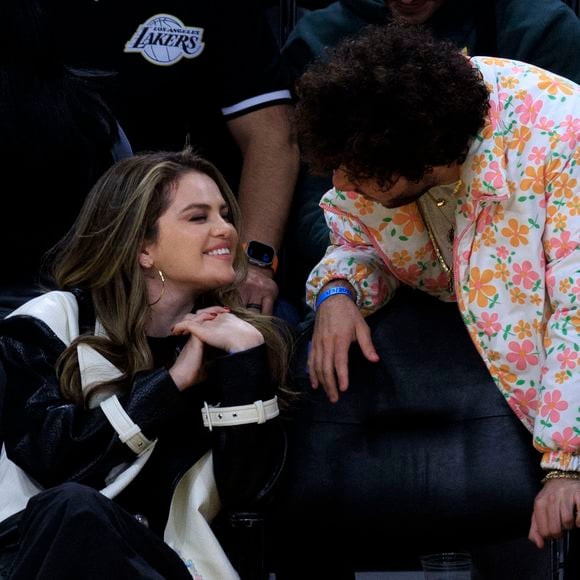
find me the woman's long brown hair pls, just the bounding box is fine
[50,148,291,406]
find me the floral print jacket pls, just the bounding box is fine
[306,57,580,471]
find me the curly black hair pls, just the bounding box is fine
[295,24,490,188]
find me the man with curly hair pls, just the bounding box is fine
[281,0,580,290]
[297,24,580,550]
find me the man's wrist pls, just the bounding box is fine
[541,470,580,484]
[315,282,356,310]
[243,241,278,273]
[247,262,275,279]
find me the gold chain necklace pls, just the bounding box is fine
[417,180,462,293]
[425,191,456,243]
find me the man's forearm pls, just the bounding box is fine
[228,105,300,251]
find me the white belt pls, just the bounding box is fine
[201,396,279,431]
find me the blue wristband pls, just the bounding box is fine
[315,286,355,310]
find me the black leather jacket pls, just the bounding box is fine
[0,295,286,528]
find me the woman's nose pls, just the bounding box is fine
[213,215,235,237]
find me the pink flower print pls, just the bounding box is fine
[476,209,493,233]
[515,94,543,124]
[572,280,580,300]
[498,90,509,104]
[552,427,580,452]
[561,114,580,133]
[401,263,422,284]
[477,312,502,336]
[536,116,555,132]
[506,340,538,371]
[488,100,502,131]
[562,128,580,150]
[512,260,540,289]
[557,347,578,370]
[484,161,504,190]
[541,390,568,423]
[346,191,358,200]
[369,278,390,303]
[528,146,546,165]
[425,272,450,292]
[550,231,576,259]
[496,246,509,260]
[330,222,342,237]
[513,387,538,414]
[546,273,556,293]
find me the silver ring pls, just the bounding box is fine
[246,303,262,311]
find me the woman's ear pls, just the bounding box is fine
[139,246,154,269]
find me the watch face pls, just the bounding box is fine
[246,241,274,266]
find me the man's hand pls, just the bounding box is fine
[528,477,580,549]
[239,265,279,315]
[308,286,379,403]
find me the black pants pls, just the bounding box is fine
[270,287,550,577]
[8,483,192,580]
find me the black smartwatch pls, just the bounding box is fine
[243,241,278,273]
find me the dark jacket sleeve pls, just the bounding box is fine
[0,315,185,489]
[291,165,333,270]
[206,344,287,511]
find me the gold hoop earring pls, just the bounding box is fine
[148,270,166,306]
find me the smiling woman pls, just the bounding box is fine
[0,148,291,579]
[139,170,239,310]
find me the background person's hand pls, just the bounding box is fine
[528,477,580,549]
[239,265,279,314]
[308,292,379,403]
